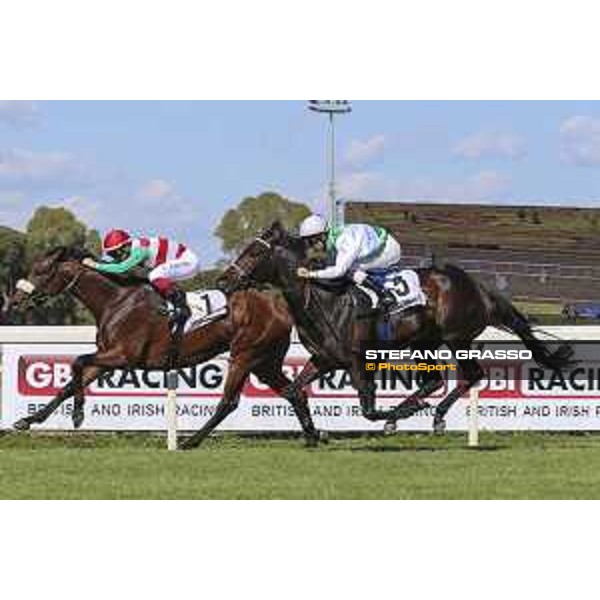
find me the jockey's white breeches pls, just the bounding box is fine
[352,237,402,284]
[149,249,201,283]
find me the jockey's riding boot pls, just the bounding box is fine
[166,287,191,331]
[362,276,396,311]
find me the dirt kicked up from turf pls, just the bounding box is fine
[1,432,600,499]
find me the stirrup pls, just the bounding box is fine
[380,292,396,310]
[169,311,187,335]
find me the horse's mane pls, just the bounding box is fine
[46,245,94,262]
[50,245,150,289]
[283,233,306,256]
[310,277,352,295]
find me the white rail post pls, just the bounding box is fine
[166,370,178,451]
[468,387,480,448]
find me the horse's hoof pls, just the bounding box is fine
[384,420,397,436]
[433,418,446,435]
[318,430,330,444]
[72,411,84,430]
[304,435,319,448]
[13,418,31,431]
[178,436,199,451]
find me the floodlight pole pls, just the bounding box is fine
[328,112,336,227]
[308,101,352,228]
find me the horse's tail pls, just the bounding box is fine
[487,287,575,370]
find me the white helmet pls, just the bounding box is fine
[299,214,328,238]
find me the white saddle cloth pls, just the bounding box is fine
[358,269,427,312]
[180,289,228,333]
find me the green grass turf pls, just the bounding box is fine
[514,300,563,316]
[2,431,600,499]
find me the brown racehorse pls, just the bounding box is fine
[7,246,323,449]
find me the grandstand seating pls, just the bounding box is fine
[346,202,600,302]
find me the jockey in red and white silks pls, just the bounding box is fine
[83,229,201,326]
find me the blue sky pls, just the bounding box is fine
[2,100,600,264]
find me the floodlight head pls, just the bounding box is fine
[308,100,352,114]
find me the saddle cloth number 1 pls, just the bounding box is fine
[198,292,212,315]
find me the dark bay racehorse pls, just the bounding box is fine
[7,246,323,449]
[217,221,574,433]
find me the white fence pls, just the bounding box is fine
[0,326,97,344]
[2,326,600,444]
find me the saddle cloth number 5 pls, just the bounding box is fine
[388,273,410,299]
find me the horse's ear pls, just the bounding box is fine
[46,246,67,261]
[268,220,286,240]
[66,245,92,261]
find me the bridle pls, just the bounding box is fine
[18,260,85,303]
[62,267,84,295]
[228,236,272,281]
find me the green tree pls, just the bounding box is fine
[19,206,101,325]
[214,191,311,256]
[182,268,223,292]
[26,206,89,259]
[0,226,27,321]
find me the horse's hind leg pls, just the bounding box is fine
[384,340,445,433]
[350,353,397,423]
[179,356,252,450]
[383,368,445,434]
[433,345,484,434]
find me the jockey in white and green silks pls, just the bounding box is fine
[297,215,402,307]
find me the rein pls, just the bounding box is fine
[303,282,341,346]
[63,268,84,295]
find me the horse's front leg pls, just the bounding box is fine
[71,354,105,429]
[14,350,124,431]
[14,379,78,430]
[280,356,335,446]
[14,352,96,430]
[253,360,324,447]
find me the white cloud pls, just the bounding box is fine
[343,134,386,168]
[53,195,100,224]
[0,148,94,189]
[0,190,40,231]
[139,178,174,199]
[339,169,510,202]
[560,116,600,166]
[0,101,40,127]
[453,131,526,160]
[338,171,384,198]
[0,149,223,262]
